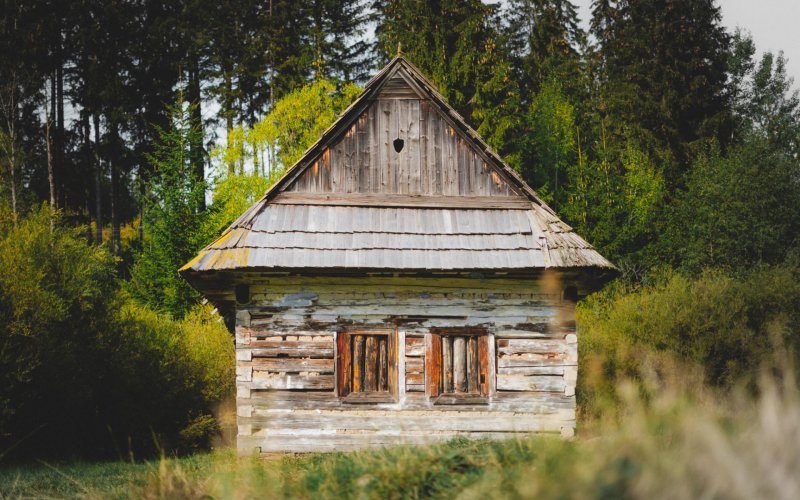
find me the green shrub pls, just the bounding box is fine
[108,302,234,455]
[0,208,234,460]
[577,262,800,419]
[0,206,117,457]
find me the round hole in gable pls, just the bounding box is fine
[393,138,404,152]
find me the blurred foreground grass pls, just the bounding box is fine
[2,367,799,499]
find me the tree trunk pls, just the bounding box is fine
[48,74,57,210]
[56,54,65,208]
[1,71,19,227]
[224,70,235,175]
[85,193,93,244]
[46,118,55,211]
[93,112,103,245]
[109,120,121,255]
[9,140,16,228]
[83,112,93,244]
[188,52,205,210]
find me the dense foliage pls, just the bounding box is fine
[577,262,800,418]
[0,208,233,460]
[0,208,116,453]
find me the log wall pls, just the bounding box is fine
[235,274,577,454]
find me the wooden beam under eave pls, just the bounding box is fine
[270,192,533,210]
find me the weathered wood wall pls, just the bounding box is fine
[288,74,518,197]
[234,273,577,454]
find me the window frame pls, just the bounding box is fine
[426,328,490,405]
[336,328,398,404]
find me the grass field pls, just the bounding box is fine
[2,369,799,499]
[0,437,612,499]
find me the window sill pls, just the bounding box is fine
[433,394,489,405]
[342,392,396,404]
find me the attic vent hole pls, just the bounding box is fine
[393,138,404,152]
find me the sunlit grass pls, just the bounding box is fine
[4,365,799,499]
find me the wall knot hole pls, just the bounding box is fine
[393,138,404,152]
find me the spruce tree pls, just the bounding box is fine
[374,0,518,159]
[505,0,585,101]
[590,0,732,185]
[306,0,372,81]
[128,101,207,317]
[374,0,507,121]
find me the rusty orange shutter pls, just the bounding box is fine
[336,332,351,397]
[426,333,442,398]
[478,335,490,397]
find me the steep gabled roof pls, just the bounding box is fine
[180,56,615,276]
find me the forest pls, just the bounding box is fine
[1,0,799,496]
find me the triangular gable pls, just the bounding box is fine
[263,57,556,212]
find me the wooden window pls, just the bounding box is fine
[426,329,490,404]
[336,330,397,403]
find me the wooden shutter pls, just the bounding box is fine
[429,332,491,402]
[389,331,398,398]
[426,333,442,398]
[339,329,397,402]
[336,332,351,397]
[478,334,490,397]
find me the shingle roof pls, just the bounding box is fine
[180,57,615,277]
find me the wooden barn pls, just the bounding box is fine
[180,56,616,454]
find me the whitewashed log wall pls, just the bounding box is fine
[234,274,577,454]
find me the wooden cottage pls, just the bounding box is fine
[180,57,616,454]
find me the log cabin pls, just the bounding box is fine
[180,56,616,454]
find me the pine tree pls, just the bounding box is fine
[128,101,208,317]
[374,0,509,123]
[505,0,585,101]
[306,0,372,81]
[501,0,587,203]
[590,0,732,186]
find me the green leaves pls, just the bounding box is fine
[524,80,577,203]
[668,137,800,273]
[128,101,208,317]
[0,206,117,451]
[213,78,361,175]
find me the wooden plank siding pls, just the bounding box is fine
[287,91,516,197]
[234,275,577,454]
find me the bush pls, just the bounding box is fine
[0,206,117,457]
[108,302,234,456]
[0,208,234,460]
[577,262,800,419]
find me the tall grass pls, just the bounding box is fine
[5,356,795,499]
